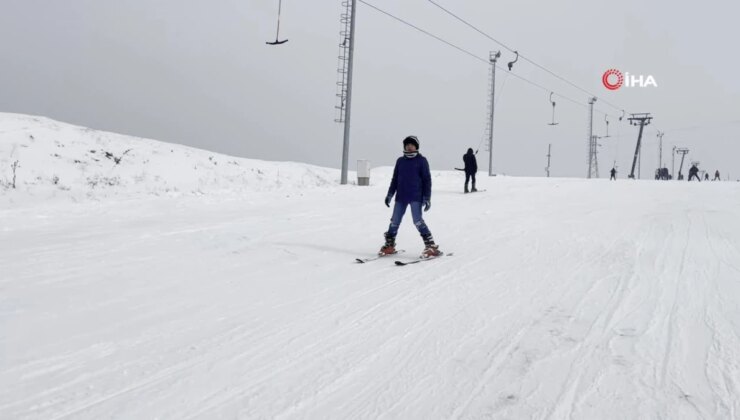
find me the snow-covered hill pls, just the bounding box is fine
[0,113,341,206]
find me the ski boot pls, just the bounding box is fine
[421,234,441,258]
[379,232,396,256]
[471,183,478,192]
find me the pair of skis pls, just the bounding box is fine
[355,250,451,266]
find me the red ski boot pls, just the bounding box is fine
[421,234,442,258]
[378,233,397,256]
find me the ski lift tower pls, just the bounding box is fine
[335,0,358,185]
[675,148,689,180]
[657,131,664,170]
[486,51,501,177]
[627,113,652,179]
[586,98,598,178]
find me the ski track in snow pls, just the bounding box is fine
[2,167,740,419]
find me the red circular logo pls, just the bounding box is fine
[602,69,623,90]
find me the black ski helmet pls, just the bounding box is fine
[402,135,419,149]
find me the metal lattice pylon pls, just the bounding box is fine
[586,98,598,178]
[483,61,494,150]
[588,135,600,178]
[334,1,353,123]
[485,51,500,176]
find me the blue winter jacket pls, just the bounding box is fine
[386,154,432,204]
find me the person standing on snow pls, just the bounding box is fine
[463,148,478,193]
[379,135,441,258]
[714,170,721,181]
[610,167,617,180]
[688,164,701,182]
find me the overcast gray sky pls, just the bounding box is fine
[1,0,739,178]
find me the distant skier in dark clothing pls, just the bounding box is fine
[704,172,709,181]
[610,167,617,180]
[688,164,701,182]
[380,136,441,258]
[714,170,721,181]
[463,148,478,193]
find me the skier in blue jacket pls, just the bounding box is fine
[379,135,441,258]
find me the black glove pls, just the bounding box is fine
[385,196,392,207]
[423,200,431,212]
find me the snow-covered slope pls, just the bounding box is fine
[2,115,740,419]
[0,113,340,205]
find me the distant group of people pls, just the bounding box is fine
[609,165,722,182]
[688,165,721,182]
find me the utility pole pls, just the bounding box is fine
[657,131,664,169]
[546,144,552,177]
[672,145,676,179]
[335,0,358,185]
[487,51,501,177]
[586,97,598,178]
[627,113,652,179]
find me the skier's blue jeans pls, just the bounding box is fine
[386,201,431,238]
